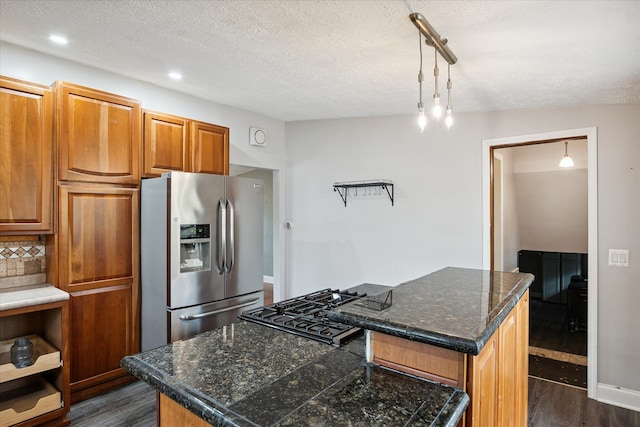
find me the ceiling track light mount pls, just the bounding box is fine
[411,12,457,132]
[409,13,457,65]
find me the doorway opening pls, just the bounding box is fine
[482,127,598,398]
[492,139,588,388]
[230,165,276,305]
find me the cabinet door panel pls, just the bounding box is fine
[69,285,132,383]
[57,82,140,184]
[0,77,53,233]
[468,334,498,426]
[515,291,529,426]
[143,111,189,177]
[497,309,517,427]
[58,185,139,290]
[190,121,229,175]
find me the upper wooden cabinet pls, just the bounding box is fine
[0,76,54,234]
[56,82,141,185]
[142,111,229,177]
[143,111,189,177]
[190,121,229,175]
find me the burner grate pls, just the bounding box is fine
[239,288,366,346]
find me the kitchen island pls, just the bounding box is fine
[121,321,469,426]
[329,267,534,427]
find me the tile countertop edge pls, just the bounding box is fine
[434,390,471,427]
[328,272,533,356]
[0,284,69,312]
[122,352,469,427]
[120,356,254,427]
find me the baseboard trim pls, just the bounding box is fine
[596,383,640,412]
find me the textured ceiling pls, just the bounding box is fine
[1,0,639,122]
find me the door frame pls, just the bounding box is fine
[481,127,598,399]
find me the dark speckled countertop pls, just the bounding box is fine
[328,267,533,355]
[121,320,468,426]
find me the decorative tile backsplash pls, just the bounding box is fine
[0,238,46,279]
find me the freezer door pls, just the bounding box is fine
[225,176,264,298]
[168,292,263,342]
[168,172,226,308]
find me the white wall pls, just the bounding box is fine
[285,104,640,397]
[514,169,588,253]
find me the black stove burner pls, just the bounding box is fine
[239,288,366,346]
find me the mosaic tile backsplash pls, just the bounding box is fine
[0,238,46,278]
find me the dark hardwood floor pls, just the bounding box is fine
[529,299,587,357]
[69,377,639,426]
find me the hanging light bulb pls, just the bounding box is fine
[432,50,442,120]
[445,63,453,129]
[417,104,426,132]
[417,31,427,132]
[559,141,574,167]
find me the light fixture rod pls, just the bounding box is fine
[409,13,457,65]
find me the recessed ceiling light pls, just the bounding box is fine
[49,34,68,45]
[168,72,183,80]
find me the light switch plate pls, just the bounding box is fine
[608,249,629,267]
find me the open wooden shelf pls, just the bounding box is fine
[0,376,62,427]
[0,335,61,384]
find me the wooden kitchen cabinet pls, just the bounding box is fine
[47,183,139,402]
[142,111,229,177]
[56,81,141,185]
[0,296,70,426]
[142,111,189,177]
[0,76,54,235]
[190,121,229,175]
[467,290,529,427]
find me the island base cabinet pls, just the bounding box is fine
[467,292,528,426]
[370,290,529,427]
[158,393,210,427]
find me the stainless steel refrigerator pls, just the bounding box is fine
[141,171,264,351]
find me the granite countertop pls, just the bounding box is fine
[0,284,69,311]
[328,267,533,355]
[121,321,469,426]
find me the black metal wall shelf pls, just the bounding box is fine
[332,180,394,207]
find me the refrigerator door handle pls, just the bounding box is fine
[178,298,259,320]
[225,198,235,273]
[216,198,226,274]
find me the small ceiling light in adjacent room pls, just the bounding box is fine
[168,72,183,80]
[409,13,457,131]
[48,34,68,45]
[559,141,575,168]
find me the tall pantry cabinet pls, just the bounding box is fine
[47,82,141,403]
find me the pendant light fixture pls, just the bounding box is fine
[417,32,427,132]
[445,63,453,129]
[432,50,442,120]
[409,13,457,131]
[559,141,575,168]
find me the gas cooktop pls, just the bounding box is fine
[239,288,366,346]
